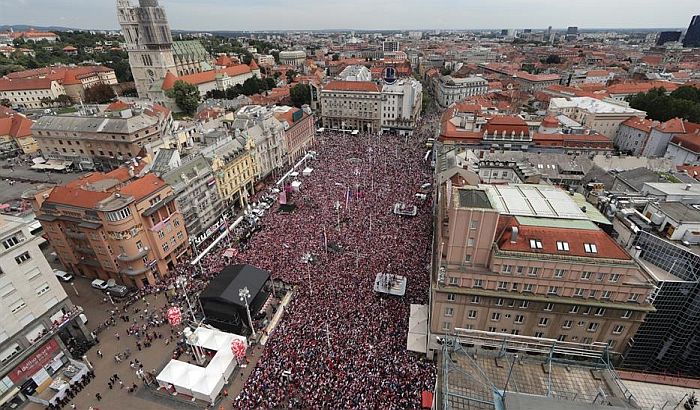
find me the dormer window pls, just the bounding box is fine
[529,239,543,249]
[556,241,569,251]
[584,243,598,253]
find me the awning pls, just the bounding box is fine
[421,391,433,408]
[0,387,20,406]
[407,304,428,353]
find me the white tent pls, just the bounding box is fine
[156,327,246,404]
[302,167,313,177]
[291,181,302,192]
[407,304,428,353]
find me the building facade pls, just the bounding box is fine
[429,184,655,357]
[161,154,225,240]
[272,105,315,165]
[32,104,172,171]
[548,97,646,139]
[381,79,423,135]
[25,170,189,288]
[614,117,655,156]
[320,80,383,133]
[227,105,286,181]
[0,215,91,408]
[620,231,700,376]
[434,76,488,108]
[279,50,306,67]
[201,136,256,209]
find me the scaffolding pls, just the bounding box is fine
[439,328,638,410]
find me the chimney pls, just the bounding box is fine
[686,184,692,191]
[510,226,519,243]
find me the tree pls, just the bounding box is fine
[332,53,340,61]
[543,54,562,64]
[265,77,277,90]
[627,87,700,123]
[166,80,199,114]
[285,69,298,84]
[290,84,311,108]
[84,83,116,103]
[54,94,73,107]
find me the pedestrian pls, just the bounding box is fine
[115,332,120,341]
[113,374,120,381]
[132,383,137,390]
[70,404,76,409]
[95,393,102,401]
[119,380,124,389]
[97,350,103,358]
[108,382,112,390]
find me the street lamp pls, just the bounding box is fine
[70,282,79,297]
[176,276,197,322]
[106,291,114,305]
[238,287,256,338]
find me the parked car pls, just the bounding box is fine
[106,284,129,298]
[79,313,88,325]
[90,279,113,290]
[54,269,73,282]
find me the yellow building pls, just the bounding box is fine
[202,136,256,209]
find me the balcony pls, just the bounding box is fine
[119,263,151,276]
[75,246,95,255]
[117,247,149,262]
[65,230,86,240]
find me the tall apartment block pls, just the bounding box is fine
[429,183,656,357]
[682,15,700,48]
[23,167,189,288]
[0,215,91,408]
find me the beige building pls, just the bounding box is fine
[320,80,383,133]
[548,97,646,138]
[25,169,189,288]
[201,136,256,209]
[32,104,172,171]
[430,183,656,357]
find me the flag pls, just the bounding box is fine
[345,186,350,208]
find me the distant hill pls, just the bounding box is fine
[0,25,81,32]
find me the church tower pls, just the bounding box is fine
[116,0,177,99]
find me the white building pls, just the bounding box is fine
[255,54,275,66]
[279,50,306,67]
[548,97,646,139]
[382,40,400,53]
[381,79,423,135]
[338,65,372,82]
[0,215,91,408]
[434,75,488,108]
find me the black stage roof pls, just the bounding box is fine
[200,264,271,308]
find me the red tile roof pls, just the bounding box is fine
[248,59,259,70]
[496,220,631,260]
[162,65,251,90]
[607,81,679,95]
[0,77,54,91]
[105,100,131,112]
[322,80,381,93]
[655,118,686,134]
[0,107,33,138]
[45,186,111,208]
[670,122,700,153]
[621,117,655,133]
[117,173,166,201]
[484,115,529,135]
[677,165,700,180]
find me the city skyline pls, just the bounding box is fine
[0,0,697,32]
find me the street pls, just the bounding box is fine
[0,162,89,204]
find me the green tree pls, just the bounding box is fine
[670,86,700,104]
[265,77,277,90]
[166,80,200,114]
[543,54,562,64]
[285,69,298,83]
[332,53,340,61]
[54,94,73,107]
[627,87,700,123]
[290,83,311,108]
[84,83,116,103]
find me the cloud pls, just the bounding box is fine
[0,0,697,30]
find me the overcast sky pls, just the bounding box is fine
[0,0,697,31]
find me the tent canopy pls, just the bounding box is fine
[200,264,270,308]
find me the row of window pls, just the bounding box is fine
[498,265,621,282]
[106,207,132,222]
[449,295,635,319]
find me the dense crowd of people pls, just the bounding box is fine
[228,118,439,408]
[83,113,441,409]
